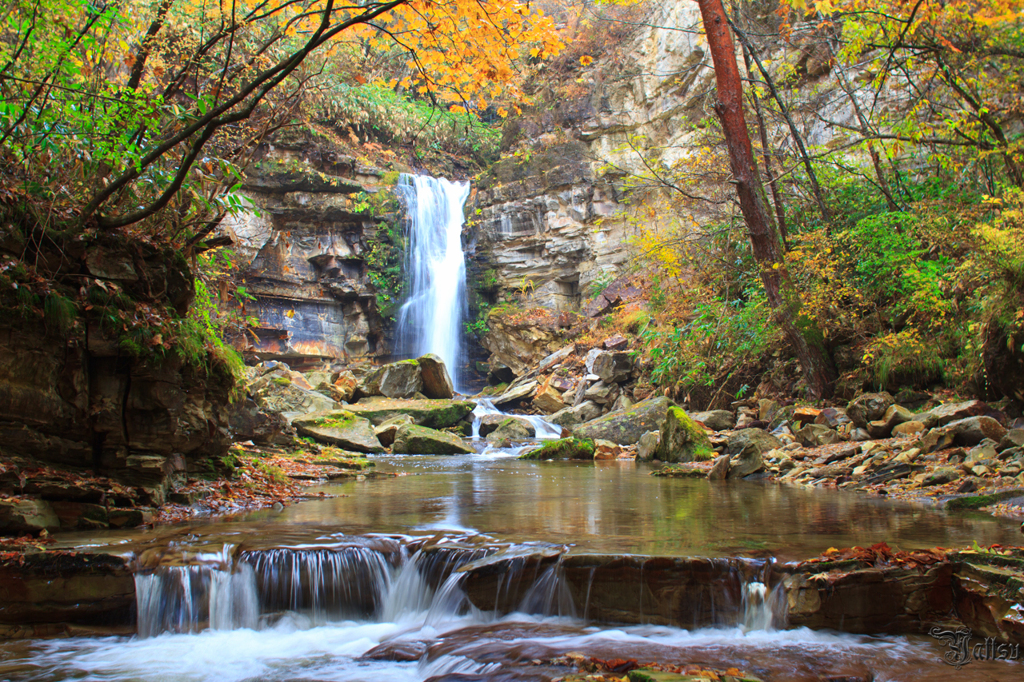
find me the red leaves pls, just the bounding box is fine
[804,542,949,571]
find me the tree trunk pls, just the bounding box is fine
[696,0,836,398]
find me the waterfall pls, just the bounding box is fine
[395,174,471,392]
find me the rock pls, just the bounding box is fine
[486,418,535,446]
[815,407,851,429]
[584,380,619,405]
[549,401,603,428]
[759,399,782,422]
[520,437,596,460]
[728,448,764,479]
[690,410,735,431]
[533,376,567,414]
[656,406,714,463]
[850,427,872,441]
[538,344,575,372]
[594,440,622,460]
[867,405,914,439]
[0,498,59,534]
[493,381,539,406]
[610,394,634,412]
[374,415,414,448]
[726,428,783,458]
[915,400,989,429]
[592,351,633,383]
[50,501,109,530]
[487,361,515,385]
[345,398,475,428]
[708,455,731,480]
[392,424,475,455]
[637,431,661,461]
[603,334,628,350]
[922,466,961,486]
[329,371,358,403]
[584,348,603,374]
[794,423,841,447]
[417,355,455,399]
[252,369,338,421]
[998,429,1024,452]
[847,392,895,427]
[946,416,1008,446]
[573,397,675,445]
[892,420,926,437]
[791,405,820,425]
[377,361,424,399]
[293,411,385,453]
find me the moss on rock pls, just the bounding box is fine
[519,437,595,460]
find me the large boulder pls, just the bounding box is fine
[378,361,424,399]
[417,355,455,399]
[493,381,539,406]
[533,376,567,414]
[726,428,782,458]
[573,397,675,445]
[847,392,895,428]
[293,410,385,453]
[947,416,1007,446]
[345,398,475,428]
[592,351,633,383]
[549,401,602,428]
[915,400,988,429]
[584,380,619,405]
[486,418,536,446]
[656,407,714,462]
[867,405,913,439]
[0,498,60,535]
[392,424,475,455]
[637,431,661,461]
[520,437,596,460]
[251,369,337,421]
[374,415,414,448]
[795,423,841,447]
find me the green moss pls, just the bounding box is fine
[313,411,359,430]
[519,437,595,460]
[944,488,1024,511]
[272,376,292,387]
[659,406,714,462]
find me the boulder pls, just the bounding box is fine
[378,361,424,399]
[727,448,764,479]
[918,427,956,453]
[417,355,455,399]
[592,351,633,383]
[584,348,603,374]
[374,415,414,448]
[493,381,538,406]
[0,498,59,534]
[794,423,841,447]
[998,429,1024,452]
[329,371,358,403]
[726,428,783,458]
[252,369,337,421]
[345,398,475,428]
[915,400,989,429]
[847,392,895,427]
[573,397,675,446]
[637,431,661,461]
[708,455,731,481]
[538,344,575,372]
[690,410,735,431]
[293,411,385,453]
[758,399,782,422]
[549,401,602,428]
[922,466,961,486]
[486,418,536,446]
[656,406,714,463]
[867,405,914,439]
[946,416,1008,446]
[533,377,567,414]
[392,424,475,455]
[594,440,623,460]
[892,420,926,437]
[603,334,628,350]
[520,437,596,460]
[793,405,822,425]
[815,407,851,429]
[584,380,619,405]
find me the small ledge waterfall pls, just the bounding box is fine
[395,174,471,391]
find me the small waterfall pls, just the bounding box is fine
[741,579,786,632]
[395,174,471,391]
[471,398,563,441]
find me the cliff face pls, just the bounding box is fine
[220,129,396,367]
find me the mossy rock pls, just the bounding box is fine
[520,437,595,460]
[657,406,714,463]
[572,396,675,445]
[345,398,475,428]
[651,464,708,478]
[944,487,1024,511]
[391,424,475,455]
[292,410,385,453]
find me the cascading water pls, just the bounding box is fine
[395,174,471,392]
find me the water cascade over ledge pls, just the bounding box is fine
[395,174,471,392]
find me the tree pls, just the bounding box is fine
[696,0,837,398]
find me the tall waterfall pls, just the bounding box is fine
[395,174,471,391]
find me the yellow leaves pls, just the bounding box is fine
[496,107,508,118]
[284,309,295,319]
[449,105,467,114]
[580,55,594,66]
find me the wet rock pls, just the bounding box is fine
[947,416,1008,446]
[573,396,675,445]
[360,640,429,662]
[657,406,714,463]
[486,418,535,446]
[417,355,455,399]
[892,420,926,437]
[520,437,595,460]
[594,439,623,460]
[584,380,619,405]
[795,423,841,447]
[637,431,661,461]
[493,381,538,406]
[374,415,414,448]
[0,498,59,534]
[922,466,961,486]
[690,410,735,431]
[345,398,475,428]
[293,410,385,453]
[533,376,567,414]
[592,351,633,383]
[707,454,731,480]
[392,424,475,455]
[847,392,895,428]
[915,400,989,429]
